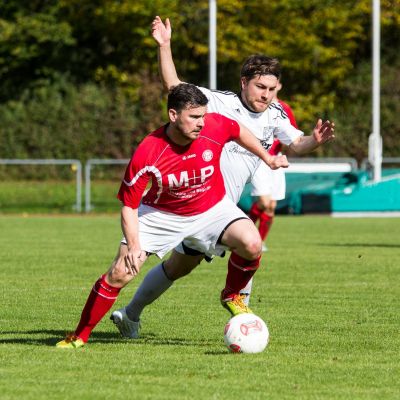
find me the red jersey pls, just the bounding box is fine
[268,100,298,156]
[118,112,240,216]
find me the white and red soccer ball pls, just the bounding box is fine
[224,313,269,354]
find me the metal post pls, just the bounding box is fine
[372,0,381,181]
[85,161,92,212]
[209,0,217,89]
[75,161,82,212]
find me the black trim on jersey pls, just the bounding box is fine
[269,102,289,120]
[209,89,237,96]
[217,217,249,244]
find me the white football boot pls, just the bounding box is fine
[110,307,141,339]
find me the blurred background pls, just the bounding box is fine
[0,0,399,214]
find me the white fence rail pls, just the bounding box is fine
[0,159,82,212]
[7,157,400,213]
[287,157,358,173]
[84,159,129,212]
[361,157,400,170]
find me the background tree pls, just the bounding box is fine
[0,0,398,164]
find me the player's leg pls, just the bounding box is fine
[250,163,273,250]
[258,167,286,248]
[127,249,203,321]
[56,244,146,348]
[219,218,263,315]
[248,199,263,224]
[257,195,274,245]
[111,250,204,338]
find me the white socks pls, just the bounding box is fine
[239,277,253,306]
[125,263,173,322]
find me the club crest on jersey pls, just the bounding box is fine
[202,150,213,162]
[263,127,273,141]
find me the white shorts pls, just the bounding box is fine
[220,146,261,204]
[122,196,248,259]
[250,162,286,201]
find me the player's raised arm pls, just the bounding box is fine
[289,119,335,155]
[235,123,289,170]
[151,16,182,91]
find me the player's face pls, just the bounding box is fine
[241,75,279,113]
[169,105,207,144]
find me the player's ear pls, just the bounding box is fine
[168,108,178,122]
[240,77,247,90]
[277,81,282,91]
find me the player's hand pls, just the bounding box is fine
[124,248,146,276]
[269,154,289,170]
[151,16,171,46]
[313,119,335,145]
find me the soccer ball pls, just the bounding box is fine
[224,313,269,354]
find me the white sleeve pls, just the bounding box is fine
[275,117,304,146]
[197,86,235,114]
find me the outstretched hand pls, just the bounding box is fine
[313,119,335,145]
[151,16,171,46]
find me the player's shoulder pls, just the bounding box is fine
[137,126,168,154]
[268,101,289,120]
[144,126,167,142]
[278,99,294,114]
[199,86,239,104]
[200,86,237,98]
[205,112,237,127]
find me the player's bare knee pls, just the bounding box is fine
[107,257,131,287]
[241,235,262,259]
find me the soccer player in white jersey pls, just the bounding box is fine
[110,16,335,340]
[56,83,288,348]
[243,83,299,303]
[248,80,299,251]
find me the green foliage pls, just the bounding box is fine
[0,76,138,162]
[0,1,399,163]
[329,56,400,162]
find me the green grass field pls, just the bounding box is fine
[1,215,399,399]
[0,180,121,213]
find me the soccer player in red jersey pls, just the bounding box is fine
[56,83,288,348]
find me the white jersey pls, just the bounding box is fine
[199,87,304,203]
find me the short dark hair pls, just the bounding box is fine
[240,55,281,82]
[167,83,208,112]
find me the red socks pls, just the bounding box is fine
[248,203,274,241]
[74,274,121,342]
[258,214,273,241]
[248,202,263,222]
[222,252,261,300]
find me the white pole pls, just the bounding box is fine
[209,0,217,89]
[372,0,381,181]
